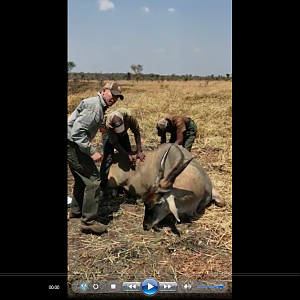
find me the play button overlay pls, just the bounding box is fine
[141,278,158,296]
[159,282,178,292]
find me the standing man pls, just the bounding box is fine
[99,108,145,197]
[67,82,124,234]
[156,115,198,151]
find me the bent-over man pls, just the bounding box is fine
[156,115,197,151]
[99,107,145,197]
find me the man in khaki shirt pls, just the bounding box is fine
[99,108,145,197]
[156,115,198,151]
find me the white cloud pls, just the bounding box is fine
[111,46,118,51]
[156,48,165,53]
[194,48,200,52]
[168,8,175,12]
[99,0,115,11]
[142,7,150,13]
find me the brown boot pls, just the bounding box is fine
[81,222,107,234]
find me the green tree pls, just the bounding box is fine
[68,62,76,73]
[130,64,143,82]
[68,62,76,82]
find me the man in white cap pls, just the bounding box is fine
[67,82,124,234]
[99,108,145,198]
[156,115,198,151]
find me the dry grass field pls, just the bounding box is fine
[67,80,232,297]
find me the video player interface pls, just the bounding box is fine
[72,279,228,296]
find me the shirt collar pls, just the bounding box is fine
[97,92,108,111]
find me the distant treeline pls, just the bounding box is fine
[68,72,232,82]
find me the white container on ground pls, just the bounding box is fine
[68,196,72,208]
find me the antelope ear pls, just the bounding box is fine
[166,195,180,222]
[156,187,171,194]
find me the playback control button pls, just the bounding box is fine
[159,282,178,292]
[141,278,159,296]
[122,282,141,292]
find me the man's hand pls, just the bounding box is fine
[128,154,134,164]
[136,151,145,162]
[91,152,102,162]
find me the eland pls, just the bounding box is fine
[106,143,225,233]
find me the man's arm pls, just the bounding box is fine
[107,129,134,163]
[134,131,142,153]
[113,142,134,163]
[174,132,184,146]
[112,142,128,157]
[171,117,186,146]
[134,131,145,161]
[71,109,99,156]
[160,133,167,144]
[173,117,186,146]
[129,116,145,161]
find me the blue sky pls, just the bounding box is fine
[68,0,232,76]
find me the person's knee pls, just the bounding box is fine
[81,175,100,189]
[94,177,101,186]
[185,145,192,151]
[184,138,195,151]
[88,178,101,197]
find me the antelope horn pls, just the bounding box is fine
[163,145,195,187]
[153,144,173,187]
[166,157,194,186]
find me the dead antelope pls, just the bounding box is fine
[141,144,225,234]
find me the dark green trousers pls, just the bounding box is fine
[67,140,100,225]
[169,119,197,151]
[184,119,197,151]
